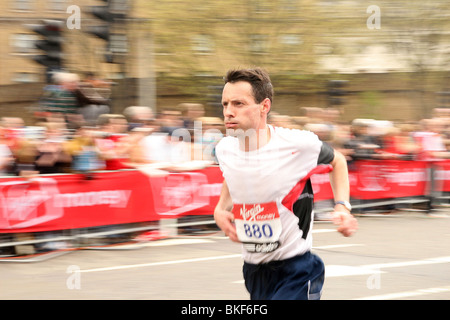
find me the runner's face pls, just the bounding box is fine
[222,81,268,133]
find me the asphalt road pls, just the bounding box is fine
[1,211,450,301]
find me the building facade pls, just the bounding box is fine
[0,0,449,121]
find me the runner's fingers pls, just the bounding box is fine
[331,211,345,225]
[227,231,239,243]
[225,225,239,242]
[338,216,358,237]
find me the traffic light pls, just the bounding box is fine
[326,80,348,106]
[25,19,64,70]
[85,0,129,63]
[86,2,113,41]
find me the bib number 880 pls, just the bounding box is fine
[243,223,273,239]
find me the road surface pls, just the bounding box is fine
[1,211,449,300]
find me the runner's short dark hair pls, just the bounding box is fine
[224,68,274,104]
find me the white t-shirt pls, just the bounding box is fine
[215,125,333,264]
[412,131,446,160]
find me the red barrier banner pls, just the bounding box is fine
[0,160,442,233]
[0,167,223,233]
[348,160,429,200]
[432,160,450,193]
[148,166,223,217]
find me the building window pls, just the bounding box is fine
[12,72,40,83]
[250,34,268,54]
[279,34,302,46]
[280,0,298,12]
[279,34,303,54]
[10,33,39,54]
[252,0,272,14]
[191,35,214,54]
[48,0,66,11]
[109,33,128,54]
[12,0,33,11]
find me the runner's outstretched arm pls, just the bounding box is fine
[329,149,358,237]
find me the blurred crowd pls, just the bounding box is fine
[0,106,226,177]
[1,72,450,178]
[271,106,450,163]
[0,69,226,177]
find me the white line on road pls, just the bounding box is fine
[79,254,242,273]
[78,232,334,274]
[361,256,450,270]
[313,244,364,250]
[312,229,336,234]
[233,255,450,283]
[326,256,450,278]
[325,265,385,278]
[143,238,214,247]
[355,286,450,300]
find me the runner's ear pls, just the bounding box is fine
[261,98,271,115]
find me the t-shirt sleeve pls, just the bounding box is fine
[317,141,335,165]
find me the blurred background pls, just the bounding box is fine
[2,1,450,299]
[1,0,449,123]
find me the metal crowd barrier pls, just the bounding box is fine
[314,197,432,214]
[1,195,437,263]
[0,218,219,262]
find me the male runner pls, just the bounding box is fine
[214,68,358,300]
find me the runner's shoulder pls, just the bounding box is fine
[273,125,321,147]
[215,135,237,154]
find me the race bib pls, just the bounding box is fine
[232,202,282,253]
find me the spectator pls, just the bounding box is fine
[159,109,184,135]
[76,73,111,126]
[34,122,72,174]
[344,119,380,161]
[179,103,205,134]
[41,72,84,129]
[137,117,191,165]
[14,129,40,176]
[1,117,25,156]
[379,123,419,160]
[268,113,298,129]
[123,106,155,131]
[126,127,153,165]
[431,109,450,151]
[0,126,14,175]
[196,117,224,162]
[304,123,333,144]
[95,114,132,170]
[291,116,309,129]
[64,126,105,177]
[413,118,450,160]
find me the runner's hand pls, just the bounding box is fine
[332,211,358,237]
[214,209,239,242]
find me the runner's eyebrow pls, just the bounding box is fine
[222,99,245,107]
[231,99,246,105]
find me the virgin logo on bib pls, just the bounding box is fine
[232,202,282,253]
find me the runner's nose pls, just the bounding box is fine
[223,105,235,119]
